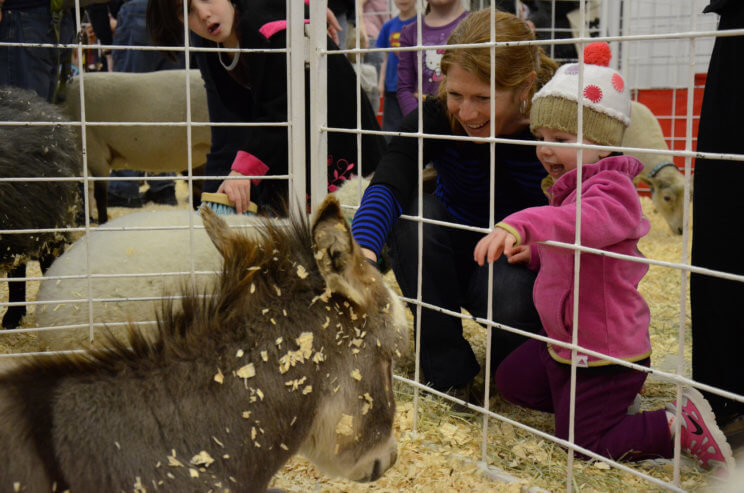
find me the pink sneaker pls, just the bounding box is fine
[666,387,736,476]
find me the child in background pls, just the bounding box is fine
[474,42,735,475]
[375,0,416,142]
[146,0,385,214]
[396,0,468,117]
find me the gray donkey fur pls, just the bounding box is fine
[0,197,408,492]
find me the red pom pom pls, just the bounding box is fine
[584,42,611,67]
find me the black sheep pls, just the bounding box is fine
[0,86,81,329]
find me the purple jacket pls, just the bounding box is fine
[496,156,651,366]
[396,11,469,116]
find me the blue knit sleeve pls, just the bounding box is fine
[351,184,402,257]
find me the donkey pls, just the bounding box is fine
[0,196,409,492]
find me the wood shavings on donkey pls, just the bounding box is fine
[0,196,409,492]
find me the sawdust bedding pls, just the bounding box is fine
[0,195,726,492]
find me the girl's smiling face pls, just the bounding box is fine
[445,63,527,140]
[181,0,239,47]
[533,127,610,180]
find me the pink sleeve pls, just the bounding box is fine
[231,151,269,185]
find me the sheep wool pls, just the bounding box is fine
[530,42,631,147]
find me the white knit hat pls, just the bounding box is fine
[530,42,631,146]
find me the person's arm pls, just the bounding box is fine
[375,26,389,95]
[396,24,420,116]
[199,59,261,214]
[351,184,401,261]
[475,157,648,265]
[352,98,449,258]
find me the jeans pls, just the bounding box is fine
[108,169,175,199]
[496,339,672,461]
[0,5,73,102]
[389,193,542,390]
[108,0,182,198]
[363,36,383,114]
[112,0,183,73]
[381,92,403,143]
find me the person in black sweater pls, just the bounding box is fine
[691,0,744,447]
[351,9,557,400]
[146,0,385,214]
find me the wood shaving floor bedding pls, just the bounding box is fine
[0,197,725,491]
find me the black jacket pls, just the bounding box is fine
[194,0,385,212]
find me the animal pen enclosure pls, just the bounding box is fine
[1,0,743,491]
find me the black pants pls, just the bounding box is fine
[690,1,744,425]
[389,193,542,391]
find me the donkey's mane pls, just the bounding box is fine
[9,208,324,380]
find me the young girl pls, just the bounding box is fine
[474,43,735,475]
[375,0,416,141]
[146,0,386,214]
[395,0,469,116]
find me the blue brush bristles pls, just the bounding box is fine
[198,192,258,216]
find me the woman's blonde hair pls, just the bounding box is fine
[437,9,558,134]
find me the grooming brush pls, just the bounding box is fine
[199,192,258,216]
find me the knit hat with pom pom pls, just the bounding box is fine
[530,42,631,146]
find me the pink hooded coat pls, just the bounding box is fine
[496,155,651,366]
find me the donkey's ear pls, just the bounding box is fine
[200,205,233,258]
[311,195,365,306]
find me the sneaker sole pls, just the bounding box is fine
[684,387,737,473]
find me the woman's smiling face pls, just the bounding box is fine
[445,62,524,140]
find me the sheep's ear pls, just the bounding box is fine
[200,205,233,258]
[311,195,365,306]
[637,175,654,188]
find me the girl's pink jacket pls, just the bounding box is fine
[497,155,651,366]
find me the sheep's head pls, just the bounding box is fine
[639,166,690,235]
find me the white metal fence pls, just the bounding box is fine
[1,0,742,490]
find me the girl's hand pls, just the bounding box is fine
[506,245,530,264]
[217,170,251,214]
[326,9,341,45]
[474,228,517,266]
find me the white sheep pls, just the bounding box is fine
[33,209,272,351]
[623,101,688,235]
[62,69,210,222]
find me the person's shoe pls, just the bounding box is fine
[445,381,480,414]
[666,387,736,476]
[107,194,143,208]
[144,187,178,206]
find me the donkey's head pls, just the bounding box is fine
[297,195,409,482]
[200,196,408,483]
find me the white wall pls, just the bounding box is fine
[606,0,718,89]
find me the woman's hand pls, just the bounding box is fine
[326,9,342,45]
[361,247,377,262]
[217,170,252,214]
[474,228,517,266]
[505,245,530,264]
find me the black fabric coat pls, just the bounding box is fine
[194,0,385,212]
[690,0,744,424]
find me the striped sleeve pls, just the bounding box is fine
[351,184,402,257]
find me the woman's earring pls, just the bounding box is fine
[520,99,527,116]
